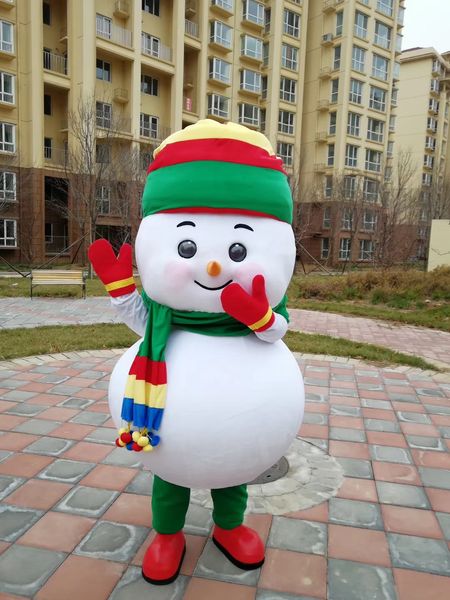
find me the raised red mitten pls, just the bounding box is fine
[212,524,265,570]
[88,239,136,297]
[220,274,275,332]
[142,532,186,585]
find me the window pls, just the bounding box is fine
[0,122,15,153]
[0,72,14,104]
[431,79,440,93]
[209,57,231,83]
[210,21,232,48]
[207,93,229,118]
[423,173,432,186]
[377,0,393,17]
[325,177,333,198]
[239,103,260,127]
[345,145,358,168]
[389,114,396,131]
[349,79,363,104]
[277,142,293,167]
[281,44,298,71]
[331,78,339,103]
[354,11,368,39]
[424,154,434,169]
[374,21,391,49]
[427,117,438,132]
[241,34,262,60]
[0,20,13,53]
[142,0,160,16]
[141,74,158,96]
[0,171,15,202]
[280,77,296,103]
[425,136,436,151]
[96,59,111,82]
[96,14,111,39]
[363,210,377,231]
[360,239,374,260]
[329,112,337,135]
[339,238,351,260]
[96,102,112,128]
[333,45,341,70]
[347,112,361,136]
[212,0,233,10]
[391,87,398,106]
[42,94,52,117]
[261,75,267,99]
[141,33,161,57]
[243,0,264,26]
[263,42,269,66]
[278,110,295,134]
[96,186,111,214]
[321,238,330,259]
[336,11,343,37]
[284,9,300,38]
[140,113,159,138]
[429,98,440,113]
[369,86,386,111]
[364,178,379,202]
[365,149,382,172]
[0,219,17,248]
[323,206,331,227]
[44,223,53,243]
[260,108,266,132]
[372,54,389,80]
[264,8,271,33]
[327,144,335,167]
[367,118,385,142]
[44,137,52,159]
[96,144,110,164]
[240,69,261,93]
[352,46,366,73]
[43,2,51,25]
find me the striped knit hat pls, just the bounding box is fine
[141,119,293,224]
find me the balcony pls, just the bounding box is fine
[114,88,128,104]
[0,0,14,8]
[183,96,196,113]
[45,236,69,255]
[210,0,234,17]
[185,19,199,38]
[44,146,68,168]
[140,125,171,142]
[323,0,344,13]
[317,99,330,111]
[59,26,68,42]
[141,36,172,62]
[96,20,132,49]
[319,66,332,79]
[315,131,328,142]
[43,50,68,75]
[314,163,327,173]
[114,0,130,19]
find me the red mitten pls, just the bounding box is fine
[88,239,136,297]
[221,275,275,332]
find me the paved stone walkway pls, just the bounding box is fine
[0,350,450,599]
[1,298,449,369]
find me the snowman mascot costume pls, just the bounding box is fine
[89,119,304,585]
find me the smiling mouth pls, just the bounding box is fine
[194,279,233,291]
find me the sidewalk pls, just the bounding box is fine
[1,298,449,369]
[0,350,450,599]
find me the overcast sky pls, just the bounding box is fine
[402,0,450,53]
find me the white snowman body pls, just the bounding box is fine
[108,212,305,488]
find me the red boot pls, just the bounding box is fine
[141,531,186,585]
[212,524,265,570]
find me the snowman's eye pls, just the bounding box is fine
[229,243,247,262]
[178,240,197,259]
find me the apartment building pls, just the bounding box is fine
[0,0,308,265]
[300,0,405,266]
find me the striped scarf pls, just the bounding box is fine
[119,291,289,451]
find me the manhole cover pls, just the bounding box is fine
[248,456,290,485]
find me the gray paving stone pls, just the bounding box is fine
[75,521,149,562]
[406,435,447,452]
[396,412,432,424]
[437,513,450,540]
[1,390,37,402]
[13,418,59,435]
[376,481,430,508]
[111,566,188,600]
[330,388,358,397]
[102,448,143,468]
[417,387,445,398]
[58,396,94,409]
[37,459,95,483]
[5,403,45,416]
[0,379,28,390]
[388,533,450,576]
[268,517,327,555]
[361,399,391,410]
[305,392,327,403]
[84,427,117,444]
[0,545,66,596]
[194,539,260,585]
[71,411,110,426]
[0,475,25,501]
[49,384,82,396]
[32,366,59,374]
[358,383,384,391]
[257,592,318,600]
[0,450,12,463]
[185,504,213,536]
[388,393,419,403]
[303,413,328,425]
[329,427,366,442]
[40,373,69,383]
[364,419,400,433]
[425,404,450,416]
[125,470,153,495]
[302,437,329,451]
[24,436,74,456]
[370,445,413,464]
[55,485,118,517]
[91,380,109,390]
[330,405,361,417]
[304,377,329,386]
[336,457,373,479]
[329,498,383,530]
[328,559,397,600]
[439,426,450,439]
[0,505,44,542]
[419,466,450,490]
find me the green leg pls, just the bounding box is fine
[211,484,248,530]
[151,475,191,534]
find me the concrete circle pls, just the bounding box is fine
[190,438,345,515]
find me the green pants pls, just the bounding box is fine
[152,475,248,534]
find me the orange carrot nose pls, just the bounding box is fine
[207,261,222,277]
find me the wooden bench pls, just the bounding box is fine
[30,269,86,299]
